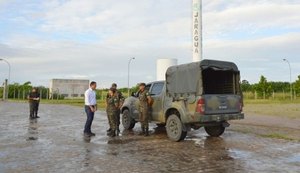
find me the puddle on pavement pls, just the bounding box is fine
[2,102,300,173]
[286,154,300,163]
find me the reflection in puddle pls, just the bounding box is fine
[26,119,38,141]
[83,149,91,167]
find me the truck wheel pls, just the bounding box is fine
[166,114,187,142]
[122,109,135,130]
[204,125,225,137]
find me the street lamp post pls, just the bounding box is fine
[0,58,11,100]
[128,57,135,97]
[283,58,292,100]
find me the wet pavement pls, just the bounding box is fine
[0,102,299,173]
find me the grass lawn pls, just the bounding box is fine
[244,99,300,119]
[9,99,107,110]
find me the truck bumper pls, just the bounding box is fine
[200,113,244,123]
[183,112,244,124]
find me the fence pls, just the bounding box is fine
[243,91,297,100]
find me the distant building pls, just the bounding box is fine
[49,79,89,99]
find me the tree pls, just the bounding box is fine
[294,75,300,96]
[254,75,272,99]
[8,81,32,99]
[269,81,290,92]
[241,80,252,92]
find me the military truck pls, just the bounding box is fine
[121,59,244,141]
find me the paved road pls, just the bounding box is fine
[0,102,299,173]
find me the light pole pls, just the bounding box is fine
[128,57,135,97]
[283,58,292,100]
[0,58,11,100]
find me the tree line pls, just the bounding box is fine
[2,76,300,100]
[241,75,300,99]
[0,82,139,100]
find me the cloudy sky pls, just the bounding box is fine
[0,0,299,88]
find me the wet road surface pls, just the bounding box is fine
[0,102,299,173]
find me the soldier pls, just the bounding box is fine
[27,88,40,119]
[106,83,124,134]
[106,88,120,137]
[138,83,152,136]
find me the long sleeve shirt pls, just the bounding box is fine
[85,88,97,106]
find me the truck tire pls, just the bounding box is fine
[204,125,225,137]
[122,109,135,130]
[166,114,187,142]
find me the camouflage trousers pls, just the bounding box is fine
[107,110,118,131]
[139,107,149,129]
[116,110,121,128]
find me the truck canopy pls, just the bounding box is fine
[166,59,240,98]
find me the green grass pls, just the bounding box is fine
[9,99,107,109]
[244,99,300,104]
[260,133,296,141]
[231,128,299,141]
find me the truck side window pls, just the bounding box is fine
[150,83,164,96]
[145,84,151,91]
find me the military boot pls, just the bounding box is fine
[144,128,149,136]
[109,130,116,137]
[116,127,120,136]
[107,129,112,136]
[139,127,145,135]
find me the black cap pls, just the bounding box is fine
[111,83,117,87]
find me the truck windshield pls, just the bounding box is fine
[202,68,239,94]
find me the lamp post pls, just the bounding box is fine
[283,58,292,100]
[0,58,11,100]
[127,57,135,97]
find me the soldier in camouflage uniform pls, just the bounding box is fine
[106,83,124,135]
[111,83,124,134]
[106,88,120,137]
[138,83,152,136]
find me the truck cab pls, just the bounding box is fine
[121,59,244,141]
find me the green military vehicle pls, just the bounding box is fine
[121,59,244,141]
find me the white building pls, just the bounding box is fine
[156,58,178,81]
[49,79,89,99]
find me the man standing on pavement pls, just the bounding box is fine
[138,83,152,136]
[28,88,40,119]
[84,81,97,137]
[106,83,124,135]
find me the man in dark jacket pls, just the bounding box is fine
[28,88,40,119]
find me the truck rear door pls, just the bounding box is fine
[202,94,241,115]
[201,66,242,115]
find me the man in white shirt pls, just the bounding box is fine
[84,81,97,137]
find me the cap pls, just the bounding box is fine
[139,83,146,86]
[109,87,116,92]
[111,83,117,88]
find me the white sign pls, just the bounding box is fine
[192,0,202,62]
